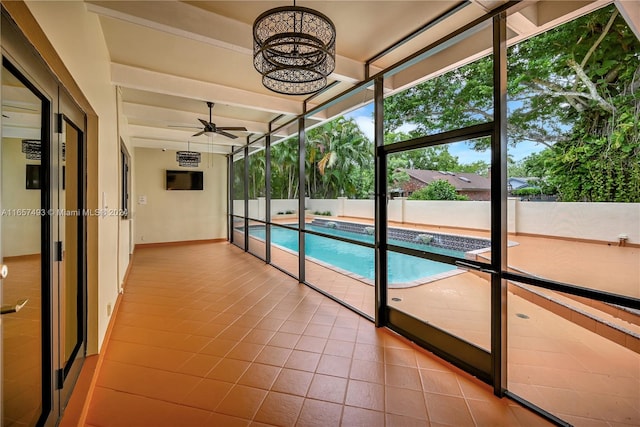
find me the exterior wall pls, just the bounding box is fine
[134,148,227,244]
[260,198,640,245]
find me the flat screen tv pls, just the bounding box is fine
[166,170,204,190]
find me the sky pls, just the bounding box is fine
[345,103,545,164]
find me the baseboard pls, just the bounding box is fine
[77,291,124,426]
[134,238,226,249]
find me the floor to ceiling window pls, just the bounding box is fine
[229,3,640,424]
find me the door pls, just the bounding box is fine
[1,8,87,426]
[382,133,495,382]
[1,53,52,427]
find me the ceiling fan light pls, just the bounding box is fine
[253,5,336,95]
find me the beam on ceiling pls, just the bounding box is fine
[111,63,305,116]
[122,102,269,134]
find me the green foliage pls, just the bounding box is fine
[408,179,469,201]
[384,5,640,202]
[511,187,541,197]
[313,211,332,216]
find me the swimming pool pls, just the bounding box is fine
[249,225,462,285]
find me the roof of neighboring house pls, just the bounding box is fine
[403,169,491,191]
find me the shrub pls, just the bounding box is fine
[408,179,469,201]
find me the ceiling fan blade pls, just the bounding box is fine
[198,118,210,127]
[216,130,239,139]
[192,130,206,137]
[216,126,247,131]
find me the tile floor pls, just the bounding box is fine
[82,242,553,427]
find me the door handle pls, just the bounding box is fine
[1,299,28,315]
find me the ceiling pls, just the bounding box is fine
[3,0,613,155]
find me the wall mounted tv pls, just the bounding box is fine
[166,170,204,190]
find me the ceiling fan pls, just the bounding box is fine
[172,101,247,139]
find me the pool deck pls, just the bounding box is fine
[245,216,640,425]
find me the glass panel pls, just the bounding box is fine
[248,219,266,259]
[232,154,245,217]
[304,232,375,317]
[305,83,375,238]
[231,215,245,250]
[384,21,493,142]
[2,63,44,426]
[61,120,80,369]
[269,224,298,278]
[388,251,490,350]
[270,136,300,228]
[506,4,640,298]
[507,281,640,425]
[387,139,492,263]
[247,147,265,221]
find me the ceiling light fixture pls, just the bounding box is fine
[253,1,336,95]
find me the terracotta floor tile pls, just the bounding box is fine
[384,346,417,367]
[200,338,238,357]
[307,374,348,404]
[86,386,211,427]
[323,339,355,358]
[206,358,251,383]
[284,350,321,372]
[180,378,233,411]
[271,368,314,396]
[176,353,221,377]
[215,384,268,419]
[316,354,351,378]
[237,363,281,390]
[208,412,251,427]
[466,397,522,427]
[296,399,343,427]
[420,369,463,397]
[385,413,431,427]
[425,392,474,426]
[349,359,385,385]
[226,342,265,362]
[304,323,333,339]
[243,329,277,345]
[77,243,556,427]
[344,379,384,411]
[253,392,304,426]
[105,340,193,373]
[385,386,428,420]
[352,343,385,362]
[96,360,200,404]
[255,345,293,367]
[341,406,385,427]
[269,331,301,349]
[294,336,327,353]
[385,364,422,391]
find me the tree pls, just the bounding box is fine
[384,5,640,202]
[408,179,469,201]
[306,116,372,198]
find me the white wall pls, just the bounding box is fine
[26,1,121,351]
[266,198,640,244]
[514,201,640,243]
[134,148,227,244]
[1,138,41,256]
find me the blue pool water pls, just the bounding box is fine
[250,225,461,284]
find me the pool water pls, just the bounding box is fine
[250,225,461,284]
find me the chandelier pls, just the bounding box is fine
[253,2,336,95]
